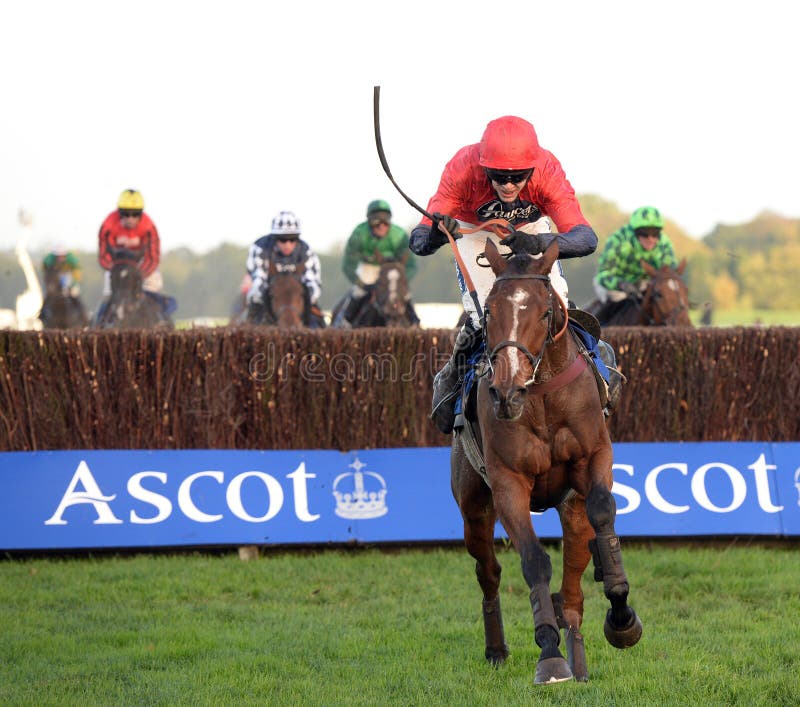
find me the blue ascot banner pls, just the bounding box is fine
[1,442,799,550]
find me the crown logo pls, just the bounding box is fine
[333,458,388,519]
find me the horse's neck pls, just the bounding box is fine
[541,324,573,374]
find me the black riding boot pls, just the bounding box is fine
[431,320,483,434]
[93,298,110,326]
[342,293,363,323]
[405,300,421,326]
[247,301,266,324]
[597,339,624,416]
[334,292,364,328]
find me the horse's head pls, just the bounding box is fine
[373,257,410,325]
[482,238,564,421]
[110,261,144,302]
[267,261,306,328]
[640,259,692,326]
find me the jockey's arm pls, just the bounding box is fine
[245,242,263,279]
[537,224,598,260]
[303,250,322,304]
[139,228,159,278]
[595,244,627,291]
[342,231,362,283]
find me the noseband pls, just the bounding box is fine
[482,273,556,387]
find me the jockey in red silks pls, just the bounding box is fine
[409,116,621,433]
[95,189,172,323]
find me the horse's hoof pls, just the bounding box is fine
[534,656,573,685]
[604,608,643,649]
[485,646,509,666]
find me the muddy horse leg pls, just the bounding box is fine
[492,474,572,684]
[555,493,593,681]
[586,482,643,648]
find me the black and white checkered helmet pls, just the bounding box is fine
[270,210,301,237]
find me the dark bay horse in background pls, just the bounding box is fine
[452,238,641,684]
[586,259,692,327]
[97,260,172,329]
[246,261,312,328]
[331,256,415,328]
[39,271,88,329]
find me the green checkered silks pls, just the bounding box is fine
[596,224,678,291]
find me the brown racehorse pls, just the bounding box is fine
[96,261,171,330]
[331,256,415,328]
[269,269,306,328]
[39,270,88,329]
[639,260,692,326]
[586,259,692,327]
[452,238,642,684]
[247,261,308,328]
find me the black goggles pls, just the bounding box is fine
[485,168,533,185]
[119,210,143,218]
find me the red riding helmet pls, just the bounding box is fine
[478,116,540,170]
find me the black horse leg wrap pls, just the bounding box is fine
[530,583,560,645]
[482,597,506,643]
[589,533,629,596]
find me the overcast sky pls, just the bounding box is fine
[1,1,797,257]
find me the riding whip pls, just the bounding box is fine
[372,85,484,320]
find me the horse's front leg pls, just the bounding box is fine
[491,471,573,685]
[452,443,509,665]
[586,481,643,649]
[555,493,592,681]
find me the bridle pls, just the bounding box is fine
[481,272,569,387]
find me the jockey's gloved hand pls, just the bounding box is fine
[619,281,640,297]
[247,288,264,305]
[431,213,461,243]
[504,230,548,255]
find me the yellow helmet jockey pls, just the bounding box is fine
[118,189,145,212]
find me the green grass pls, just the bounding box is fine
[1,544,798,705]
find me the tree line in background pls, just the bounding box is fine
[1,195,798,319]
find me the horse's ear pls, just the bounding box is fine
[677,258,687,275]
[540,239,560,272]
[268,259,277,276]
[484,238,507,275]
[641,260,657,277]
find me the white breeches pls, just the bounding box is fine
[454,218,568,328]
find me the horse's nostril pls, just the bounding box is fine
[510,387,526,407]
